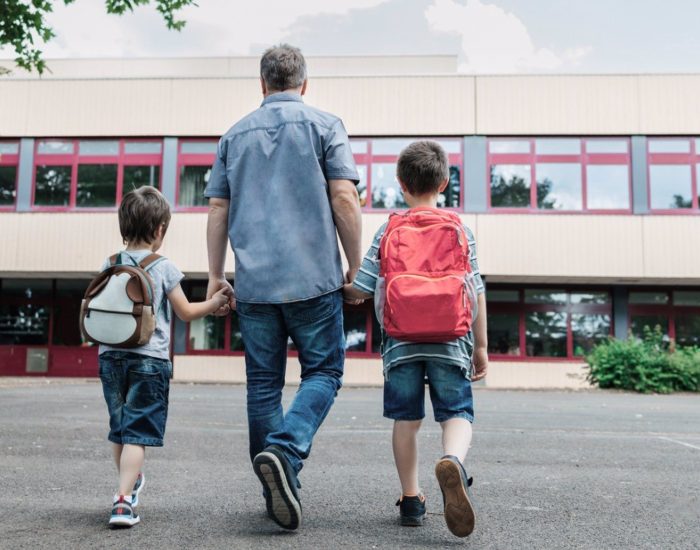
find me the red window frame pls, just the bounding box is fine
[628,289,700,342]
[487,138,632,214]
[0,140,20,211]
[355,137,464,213]
[175,139,218,212]
[647,138,700,214]
[486,285,613,362]
[31,139,163,211]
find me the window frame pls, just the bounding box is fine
[646,137,700,213]
[0,141,20,211]
[175,138,219,211]
[628,288,700,342]
[31,138,163,211]
[487,137,633,214]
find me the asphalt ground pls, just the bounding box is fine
[0,379,699,549]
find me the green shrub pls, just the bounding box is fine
[585,326,700,393]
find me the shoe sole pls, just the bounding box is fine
[109,515,140,527]
[253,452,301,530]
[400,515,425,527]
[132,474,145,507]
[435,458,475,537]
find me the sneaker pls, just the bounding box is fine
[435,455,475,537]
[253,445,302,530]
[395,494,426,526]
[131,472,145,507]
[109,496,140,528]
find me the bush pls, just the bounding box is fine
[585,326,700,394]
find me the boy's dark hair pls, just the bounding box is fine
[397,141,449,196]
[119,186,171,245]
[260,44,307,92]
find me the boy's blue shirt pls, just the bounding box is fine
[352,217,485,379]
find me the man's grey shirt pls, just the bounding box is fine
[204,92,359,303]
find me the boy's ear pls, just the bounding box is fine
[438,178,449,192]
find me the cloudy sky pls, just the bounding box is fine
[3,0,700,73]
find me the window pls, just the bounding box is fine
[628,289,700,346]
[488,138,631,212]
[0,279,52,345]
[647,138,699,212]
[487,286,612,359]
[177,140,217,208]
[32,139,162,209]
[353,138,463,211]
[0,141,19,209]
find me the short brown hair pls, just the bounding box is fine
[260,44,307,92]
[118,186,171,245]
[396,141,449,196]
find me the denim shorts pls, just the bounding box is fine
[98,351,172,447]
[383,360,474,423]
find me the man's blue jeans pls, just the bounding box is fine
[236,290,345,474]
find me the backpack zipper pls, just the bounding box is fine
[381,222,467,259]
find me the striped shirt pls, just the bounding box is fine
[352,220,485,379]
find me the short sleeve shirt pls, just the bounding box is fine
[204,92,359,304]
[98,250,184,360]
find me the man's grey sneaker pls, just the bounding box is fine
[435,455,475,537]
[131,472,145,507]
[395,494,426,526]
[109,496,140,528]
[253,445,301,530]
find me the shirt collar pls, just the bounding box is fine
[261,91,304,106]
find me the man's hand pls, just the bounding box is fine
[472,347,489,381]
[207,277,234,316]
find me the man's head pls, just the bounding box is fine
[397,140,450,198]
[119,186,171,246]
[260,44,308,96]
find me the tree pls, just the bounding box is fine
[0,0,196,74]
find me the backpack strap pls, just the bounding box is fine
[139,253,165,272]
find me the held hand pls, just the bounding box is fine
[345,266,360,284]
[207,276,234,316]
[213,286,233,309]
[343,283,365,305]
[471,347,489,381]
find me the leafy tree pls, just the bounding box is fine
[0,0,196,74]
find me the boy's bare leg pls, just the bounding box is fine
[117,444,145,497]
[440,417,472,462]
[112,443,123,471]
[392,420,422,496]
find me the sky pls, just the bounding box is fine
[3,0,700,74]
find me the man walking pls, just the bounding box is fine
[204,44,362,530]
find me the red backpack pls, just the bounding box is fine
[378,207,475,342]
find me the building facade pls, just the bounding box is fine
[1,56,699,388]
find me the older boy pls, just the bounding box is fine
[343,141,488,537]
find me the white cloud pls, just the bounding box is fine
[425,0,592,73]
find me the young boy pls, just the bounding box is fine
[343,141,488,538]
[97,186,232,528]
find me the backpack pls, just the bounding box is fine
[378,207,476,343]
[80,252,165,348]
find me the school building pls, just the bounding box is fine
[1,55,699,388]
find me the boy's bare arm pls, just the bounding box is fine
[329,179,363,281]
[168,283,232,322]
[472,292,489,381]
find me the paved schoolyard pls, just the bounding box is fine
[0,379,698,549]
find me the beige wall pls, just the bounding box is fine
[4,72,700,137]
[3,212,700,284]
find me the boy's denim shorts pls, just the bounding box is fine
[384,360,474,423]
[98,351,172,447]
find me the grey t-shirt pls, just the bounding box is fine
[98,250,184,360]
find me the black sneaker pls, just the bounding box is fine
[253,445,302,530]
[109,495,140,528]
[395,494,426,526]
[435,455,475,537]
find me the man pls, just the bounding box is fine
[204,44,362,531]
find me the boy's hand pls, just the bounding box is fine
[343,283,365,305]
[472,347,489,381]
[212,286,234,311]
[207,277,233,316]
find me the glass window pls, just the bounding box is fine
[350,141,368,155]
[630,315,669,339]
[76,164,117,207]
[181,141,217,155]
[371,163,406,209]
[629,292,669,305]
[487,290,520,302]
[649,165,692,209]
[536,163,582,210]
[488,313,520,355]
[572,313,610,356]
[0,166,17,206]
[570,292,610,305]
[229,312,244,352]
[526,312,567,357]
[189,316,225,350]
[585,140,628,154]
[371,314,382,353]
[34,166,72,206]
[344,310,367,352]
[356,165,367,207]
[1,279,53,299]
[0,142,19,155]
[52,302,84,346]
[0,304,50,345]
[439,166,461,208]
[123,165,160,191]
[586,165,630,210]
[55,279,90,298]
[372,139,460,155]
[535,139,580,155]
[37,140,74,155]
[524,289,567,305]
[490,164,530,208]
[79,140,119,156]
[179,166,210,207]
[673,291,700,306]
[648,140,690,154]
[489,140,530,154]
[675,314,700,347]
[124,141,162,155]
